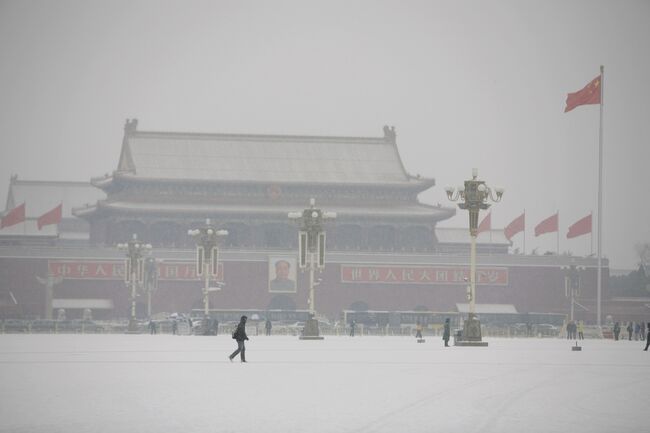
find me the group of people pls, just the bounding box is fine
[414,318,451,347]
[612,321,648,342]
[565,320,585,340]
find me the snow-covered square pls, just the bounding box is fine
[1,334,649,433]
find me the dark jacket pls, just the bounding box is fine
[233,320,249,342]
[443,321,450,340]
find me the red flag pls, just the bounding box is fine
[567,214,591,239]
[477,212,491,235]
[1,203,26,229]
[37,203,63,230]
[504,212,525,240]
[564,75,601,112]
[535,213,559,237]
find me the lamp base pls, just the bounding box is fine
[125,318,140,334]
[454,313,488,347]
[299,317,324,340]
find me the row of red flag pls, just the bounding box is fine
[0,203,62,230]
[477,211,592,240]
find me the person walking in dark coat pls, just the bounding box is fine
[443,318,451,347]
[172,320,178,335]
[644,323,650,351]
[265,319,272,336]
[148,319,157,335]
[229,316,249,362]
[350,320,356,337]
[627,322,633,341]
[613,322,621,341]
[415,320,423,339]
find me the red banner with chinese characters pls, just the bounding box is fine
[340,265,508,286]
[48,260,223,281]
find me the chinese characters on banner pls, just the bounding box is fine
[340,265,508,285]
[48,260,223,281]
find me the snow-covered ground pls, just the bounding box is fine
[1,334,648,433]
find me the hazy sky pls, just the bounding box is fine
[1,0,648,269]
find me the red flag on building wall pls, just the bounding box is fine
[534,213,559,237]
[1,203,26,228]
[37,203,63,230]
[504,212,525,240]
[567,214,592,239]
[477,212,491,235]
[564,75,601,112]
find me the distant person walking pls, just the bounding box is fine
[577,321,584,340]
[265,319,272,336]
[644,323,650,351]
[415,321,423,339]
[443,318,451,347]
[172,320,178,335]
[627,322,633,341]
[613,322,621,341]
[350,320,356,337]
[229,316,249,363]
[148,319,157,335]
[640,322,646,341]
[634,322,641,341]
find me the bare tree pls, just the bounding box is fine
[635,242,650,266]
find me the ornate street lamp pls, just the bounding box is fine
[117,234,152,333]
[289,198,336,340]
[188,219,228,317]
[143,257,158,318]
[561,261,585,322]
[446,168,503,346]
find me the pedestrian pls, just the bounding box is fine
[644,323,650,351]
[188,317,193,333]
[613,322,620,341]
[172,320,178,335]
[213,319,219,336]
[148,319,156,335]
[229,315,249,362]
[627,322,633,341]
[350,320,356,337]
[415,320,423,339]
[443,318,451,347]
[577,320,584,340]
[634,322,641,341]
[640,322,646,341]
[265,318,272,336]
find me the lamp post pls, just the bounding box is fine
[561,262,585,322]
[188,219,228,318]
[143,257,158,318]
[446,168,503,346]
[117,234,152,333]
[289,198,336,340]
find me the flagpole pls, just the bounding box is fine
[556,211,560,255]
[590,211,593,256]
[597,65,604,327]
[523,209,526,255]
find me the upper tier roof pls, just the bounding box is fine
[112,119,434,189]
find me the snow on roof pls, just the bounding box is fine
[97,200,452,219]
[117,126,433,187]
[456,304,519,314]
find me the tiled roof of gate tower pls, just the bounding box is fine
[110,119,434,189]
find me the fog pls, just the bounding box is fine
[1,0,648,269]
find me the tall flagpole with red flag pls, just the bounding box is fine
[565,67,604,327]
[597,65,604,327]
